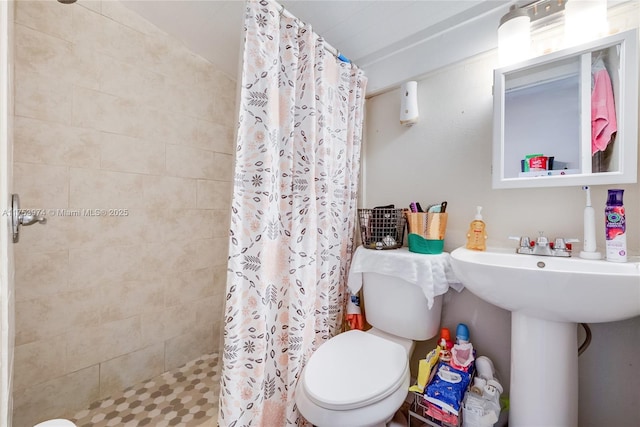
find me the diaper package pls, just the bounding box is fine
[424,362,473,415]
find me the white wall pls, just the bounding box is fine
[363,47,640,425]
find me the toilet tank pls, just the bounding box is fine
[362,272,442,341]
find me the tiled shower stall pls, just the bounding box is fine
[11,1,235,425]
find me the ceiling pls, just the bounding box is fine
[123,0,512,84]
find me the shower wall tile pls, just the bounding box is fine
[14,69,73,125]
[135,108,197,146]
[99,133,165,175]
[212,316,224,351]
[156,238,217,274]
[213,265,228,295]
[69,44,102,91]
[195,61,224,85]
[142,34,202,84]
[99,343,165,399]
[141,305,197,346]
[212,210,231,238]
[213,265,227,308]
[13,116,101,168]
[69,167,145,210]
[13,0,235,423]
[100,1,165,38]
[16,21,103,92]
[15,286,102,346]
[72,86,144,137]
[16,215,84,252]
[14,24,74,85]
[97,58,167,106]
[106,213,163,246]
[12,365,100,427]
[212,263,227,347]
[196,179,232,210]
[66,316,142,372]
[194,296,218,331]
[211,92,238,125]
[198,66,235,100]
[72,5,147,65]
[14,249,69,302]
[99,279,165,323]
[15,0,74,42]
[195,294,225,351]
[157,81,194,118]
[60,215,151,249]
[68,244,152,290]
[143,175,197,210]
[13,162,69,210]
[212,153,234,181]
[165,325,215,372]
[140,35,179,78]
[165,144,215,179]
[154,208,215,242]
[164,267,215,308]
[13,336,67,391]
[212,236,231,267]
[198,120,235,154]
[76,1,101,15]
[173,82,217,121]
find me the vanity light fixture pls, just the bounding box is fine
[498,5,532,66]
[498,0,574,66]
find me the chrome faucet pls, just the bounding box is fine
[533,232,553,256]
[509,232,578,257]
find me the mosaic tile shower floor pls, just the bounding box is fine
[71,353,220,427]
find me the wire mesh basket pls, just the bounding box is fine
[357,208,406,249]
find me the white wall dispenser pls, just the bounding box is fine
[400,81,418,126]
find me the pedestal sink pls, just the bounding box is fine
[450,247,640,427]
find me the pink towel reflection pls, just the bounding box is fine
[591,68,617,154]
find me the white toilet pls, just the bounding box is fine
[295,272,443,427]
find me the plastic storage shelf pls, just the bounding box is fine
[408,391,461,427]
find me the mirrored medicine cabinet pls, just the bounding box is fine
[493,29,638,189]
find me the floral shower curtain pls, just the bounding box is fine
[218,0,367,425]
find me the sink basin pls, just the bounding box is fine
[450,246,640,427]
[450,247,640,323]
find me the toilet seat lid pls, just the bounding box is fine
[302,330,407,410]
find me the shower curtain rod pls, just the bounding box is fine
[278,3,354,65]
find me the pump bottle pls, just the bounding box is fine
[465,206,487,251]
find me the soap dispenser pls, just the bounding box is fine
[466,206,487,251]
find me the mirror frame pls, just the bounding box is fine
[492,29,638,189]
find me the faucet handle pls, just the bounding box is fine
[554,238,567,250]
[509,236,532,254]
[509,236,531,247]
[553,238,579,251]
[563,238,580,251]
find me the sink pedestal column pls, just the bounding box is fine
[510,312,578,427]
